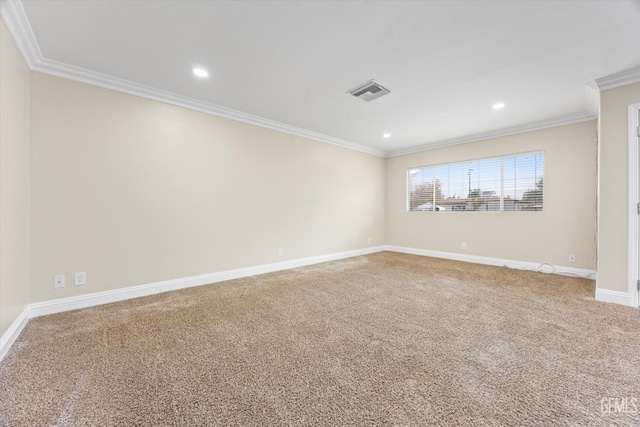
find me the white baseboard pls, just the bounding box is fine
[384,245,597,280]
[595,288,631,306]
[0,244,605,363]
[0,305,30,363]
[28,246,385,319]
[0,246,384,363]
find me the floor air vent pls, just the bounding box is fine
[347,80,391,102]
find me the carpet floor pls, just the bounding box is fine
[1,252,640,426]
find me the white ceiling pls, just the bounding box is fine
[7,0,640,156]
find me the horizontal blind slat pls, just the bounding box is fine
[408,151,543,212]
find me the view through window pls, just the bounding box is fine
[408,151,544,212]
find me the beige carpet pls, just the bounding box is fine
[1,252,640,426]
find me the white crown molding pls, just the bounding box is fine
[595,66,640,91]
[32,57,386,157]
[4,0,637,160]
[0,0,385,158]
[385,112,597,157]
[37,59,385,157]
[0,0,41,67]
[384,245,597,280]
[584,82,600,118]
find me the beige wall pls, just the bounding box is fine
[29,72,385,303]
[386,121,597,270]
[0,20,30,337]
[597,82,640,293]
[3,16,632,317]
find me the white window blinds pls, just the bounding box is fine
[408,151,544,212]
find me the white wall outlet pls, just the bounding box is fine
[568,254,576,263]
[367,237,372,244]
[74,271,87,286]
[277,248,283,258]
[54,275,65,288]
[461,242,467,250]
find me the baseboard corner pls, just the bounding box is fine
[0,305,30,363]
[384,245,596,280]
[594,288,631,307]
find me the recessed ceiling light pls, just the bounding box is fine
[193,68,209,78]
[492,103,505,110]
[383,133,391,138]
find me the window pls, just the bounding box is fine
[408,151,544,212]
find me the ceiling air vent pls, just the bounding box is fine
[347,80,391,102]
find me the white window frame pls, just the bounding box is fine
[628,103,640,308]
[406,150,545,213]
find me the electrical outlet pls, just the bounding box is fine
[277,248,283,258]
[54,275,65,288]
[568,254,576,263]
[367,237,372,244]
[75,272,87,286]
[461,242,467,250]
